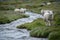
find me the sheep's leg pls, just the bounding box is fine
[44,18,51,26]
[45,22,48,26]
[45,20,51,26]
[48,21,51,26]
[47,15,53,26]
[44,19,49,26]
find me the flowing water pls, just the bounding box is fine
[0,11,48,40]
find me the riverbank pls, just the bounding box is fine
[17,18,45,30]
[17,12,60,40]
[0,10,29,24]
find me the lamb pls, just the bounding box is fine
[41,9,54,26]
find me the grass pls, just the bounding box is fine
[16,1,60,40]
[17,12,60,38]
[0,0,56,13]
[54,11,60,26]
[0,0,60,40]
[0,0,55,5]
[30,26,60,38]
[17,18,45,30]
[0,10,29,24]
[48,31,60,40]
[30,8,60,38]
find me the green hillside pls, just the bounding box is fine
[0,0,60,40]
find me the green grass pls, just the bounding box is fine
[0,10,29,24]
[0,0,55,5]
[48,31,60,40]
[30,9,60,38]
[0,0,60,40]
[17,18,45,30]
[54,11,60,26]
[16,1,60,40]
[0,0,56,13]
[30,26,60,38]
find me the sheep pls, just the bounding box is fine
[19,8,27,13]
[46,2,51,5]
[14,8,20,12]
[14,8,27,13]
[40,2,51,7]
[41,9,54,26]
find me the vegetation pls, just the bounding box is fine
[0,0,57,13]
[17,11,60,39]
[30,26,60,38]
[0,11,29,24]
[17,18,45,30]
[30,10,60,40]
[54,11,60,26]
[16,1,60,40]
[48,31,60,40]
[0,0,60,40]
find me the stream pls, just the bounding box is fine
[0,11,48,40]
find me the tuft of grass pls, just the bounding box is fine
[30,26,60,38]
[17,18,45,30]
[48,31,60,40]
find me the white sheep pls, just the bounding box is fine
[14,8,20,12]
[19,8,27,13]
[41,9,53,26]
[14,8,27,13]
[47,2,51,5]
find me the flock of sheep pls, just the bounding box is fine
[14,2,54,27]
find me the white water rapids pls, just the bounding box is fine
[0,11,48,40]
